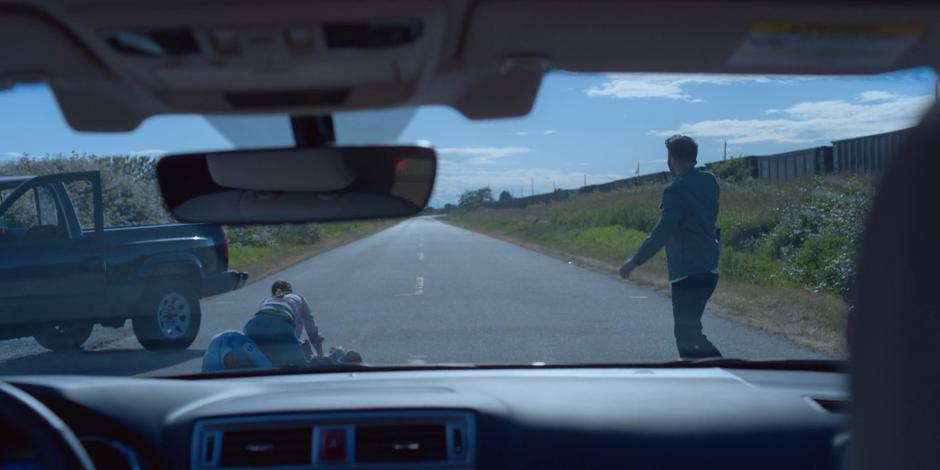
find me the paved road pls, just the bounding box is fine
[0,217,827,376]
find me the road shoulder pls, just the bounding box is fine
[442,218,845,356]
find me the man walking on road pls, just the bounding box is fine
[618,135,722,359]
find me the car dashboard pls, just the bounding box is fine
[3,367,848,469]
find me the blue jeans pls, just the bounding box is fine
[244,314,306,367]
[671,273,722,359]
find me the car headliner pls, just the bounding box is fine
[2,0,939,131]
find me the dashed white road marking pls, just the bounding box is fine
[415,276,424,295]
[418,252,424,261]
[629,295,648,299]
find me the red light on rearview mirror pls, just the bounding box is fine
[395,158,408,173]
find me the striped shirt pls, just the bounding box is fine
[258,293,324,346]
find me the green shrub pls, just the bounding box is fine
[710,158,754,184]
[608,206,660,232]
[227,226,278,246]
[719,211,778,251]
[784,233,853,293]
[719,247,781,285]
[273,224,321,245]
[765,178,871,294]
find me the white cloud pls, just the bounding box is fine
[437,146,531,165]
[512,130,557,136]
[859,90,900,102]
[1,151,23,158]
[130,149,168,157]
[651,92,933,144]
[585,74,800,101]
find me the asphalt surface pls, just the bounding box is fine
[0,217,827,376]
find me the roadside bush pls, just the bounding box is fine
[783,233,854,294]
[710,157,754,184]
[554,205,659,233]
[719,211,778,251]
[765,179,871,295]
[719,246,780,286]
[0,154,171,227]
[273,224,321,245]
[226,226,278,246]
[608,205,660,232]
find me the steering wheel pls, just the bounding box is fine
[0,382,94,469]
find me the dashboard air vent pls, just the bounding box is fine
[219,428,312,467]
[355,424,447,463]
[192,411,473,469]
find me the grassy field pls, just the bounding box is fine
[228,220,394,284]
[449,176,873,355]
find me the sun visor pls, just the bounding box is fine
[463,1,940,75]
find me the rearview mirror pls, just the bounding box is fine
[156,146,436,224]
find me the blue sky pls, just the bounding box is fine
[0,68,936,205]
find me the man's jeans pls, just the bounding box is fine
[671,272,722,359]
[244,314,307,367]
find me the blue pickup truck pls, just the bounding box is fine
[0,171,247,351]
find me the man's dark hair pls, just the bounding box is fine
[665,135,698,163]
[271,280,293,296]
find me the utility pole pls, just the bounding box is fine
[530,176,534,196]
[723,140,727,161]
[635,162,640,177]
[583,174,587,187]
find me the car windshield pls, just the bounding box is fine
[0,68,935,376]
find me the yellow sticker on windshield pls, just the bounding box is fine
[730,21,924,70]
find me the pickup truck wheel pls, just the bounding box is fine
[133,283,201,350]
[33,321,94,352]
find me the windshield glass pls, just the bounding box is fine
[0,69,935,376]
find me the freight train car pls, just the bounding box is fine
[833,128,912,174]
[754,147,833,183]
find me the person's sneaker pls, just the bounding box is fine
[679,344,723,361]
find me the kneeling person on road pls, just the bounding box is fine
[243,280,325,367]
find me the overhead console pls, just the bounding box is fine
[0,0,483,131]
[71,1,446,120]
